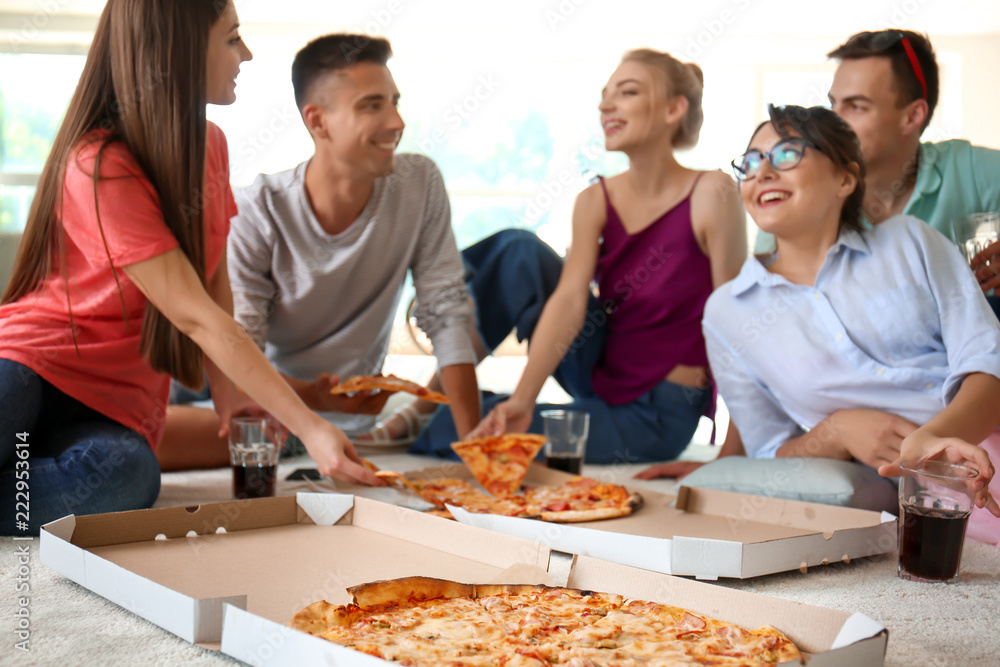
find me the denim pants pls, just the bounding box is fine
[0,359,160,535]
[410,229,709,464]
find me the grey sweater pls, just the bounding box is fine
[229,153,475,434]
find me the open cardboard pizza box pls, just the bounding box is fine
[40,493,549,648]
[40,493,886,666]
[404,463,897,580]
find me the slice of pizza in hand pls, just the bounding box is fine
[329,374,450,404]
[451,434,546,497]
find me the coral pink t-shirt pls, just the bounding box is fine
[0,122,235,447]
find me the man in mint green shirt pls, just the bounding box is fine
[756,30,1000,318]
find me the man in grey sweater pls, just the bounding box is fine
[158,34,480,469]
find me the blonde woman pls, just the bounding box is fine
[412,49,746,463]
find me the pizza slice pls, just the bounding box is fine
[329,374,450,404]
[451,433,546,497]
[374,469,446,505]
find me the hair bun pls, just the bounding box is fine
[686,62,704,86]
[619,48,705,149]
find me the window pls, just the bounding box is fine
[0,53,86,232]
[0,12,977,251]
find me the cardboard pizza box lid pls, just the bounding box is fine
[40,493,549,647]
[404,463,896,579]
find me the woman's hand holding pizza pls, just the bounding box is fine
[467,398,534,440]
[299,419,384,486]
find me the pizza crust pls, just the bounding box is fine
[289,600,353,634]
[349,576,475,607]
[539,491,644,523]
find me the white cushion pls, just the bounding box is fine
[680,456,898,512]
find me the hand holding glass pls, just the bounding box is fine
[541,410,589,475]
[229,416,288,499]
[897,460,976,583]
[951,212,1000,265]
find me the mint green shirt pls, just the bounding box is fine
[754,139,1000,252]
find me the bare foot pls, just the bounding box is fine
[633,461,705,481]
[352,401,436,444]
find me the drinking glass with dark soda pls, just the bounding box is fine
[897,460,977,583]
[541,410,589,475]
[229,416,288,499]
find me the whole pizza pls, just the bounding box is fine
[290,576,803,665]
[368,433,643,523]
[380,474,644,523]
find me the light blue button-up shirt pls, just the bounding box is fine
[704,216,1000,458]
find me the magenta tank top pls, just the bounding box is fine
[591,174,714,405]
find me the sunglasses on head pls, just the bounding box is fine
[731,138,823,182]
[847,30,928,101]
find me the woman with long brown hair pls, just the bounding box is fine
[0,0,378,535]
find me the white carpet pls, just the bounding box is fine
[3,448,999,666]
[720,540,1000,666]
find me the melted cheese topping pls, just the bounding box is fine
[301,586,801,665]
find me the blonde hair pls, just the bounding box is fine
[621,48,704,149]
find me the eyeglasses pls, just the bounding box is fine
[731,138,823,182]
[845,30,928,101]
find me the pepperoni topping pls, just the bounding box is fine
[675,612,707,633]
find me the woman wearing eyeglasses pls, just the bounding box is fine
[699,104,1000,540]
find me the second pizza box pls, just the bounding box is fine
[404,463,897,579]
[221,549,887,666]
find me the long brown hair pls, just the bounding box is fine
[2,0,229,388]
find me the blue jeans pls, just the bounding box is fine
[0,359,160,535]
[410,229,709,464]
